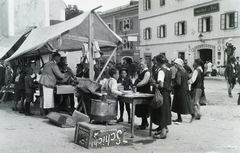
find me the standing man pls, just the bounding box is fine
[183,59,193,76]
[4,62,13,86]
[224,56,236,98]
[207,61,213,76]
[0,61,5,89]
[39,52,69,117]
[188,59,204,121]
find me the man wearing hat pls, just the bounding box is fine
[39,52,70,117]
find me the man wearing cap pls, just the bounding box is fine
[188,59,204,121]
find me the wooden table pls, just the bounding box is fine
[120,93,154,138]
[55,85,75,94]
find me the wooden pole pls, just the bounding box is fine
[88,12,94,80]
[96,48,117,82]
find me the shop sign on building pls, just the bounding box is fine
[194,3,219,16]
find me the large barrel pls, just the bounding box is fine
[90,99,117,122]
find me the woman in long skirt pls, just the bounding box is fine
[172,58,194,122]
[151,54,172,139]
[134,59,151,130]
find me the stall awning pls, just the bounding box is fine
[5,10,122,62]
[0,36,21,59]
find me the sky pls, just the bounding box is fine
[63,0,137,12]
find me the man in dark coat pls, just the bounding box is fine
[224,56,236,97]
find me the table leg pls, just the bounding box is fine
[149,110,152,136]
[131,102,135,138]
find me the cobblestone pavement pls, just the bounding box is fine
[0,79,240,153]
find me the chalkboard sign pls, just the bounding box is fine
[194,3,219,16]
[74,122,124,149]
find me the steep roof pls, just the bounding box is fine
[100,1,138,16]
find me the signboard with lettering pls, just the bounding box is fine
[74,122,124,149]
[194,3,219,16]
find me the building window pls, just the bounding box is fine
[198,16,212,33]
[221,11,238,30]
[178,52,185,60]
[107,23,111,29]
[175,21,187,35]
[160,0,165,6]
[123,38,133,50]
[123,18,131,31]
[143,0,151,10]
[143,28,151,40]
[157,25,167,38]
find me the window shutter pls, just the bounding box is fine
[175,23,179,35]
[119,20,122,31]
[184,21,187,34]
[210,16,213,31]
[164,25,167,37]
[220,14,226,30]
[234,11,238,28]
[130,19,133,29]
[143,29,146,40]
[130,42,133,49]
[149,28,151,39]
[148,0,151,9]
[198,18,202,32]
[157,26,160,38]
[143,0,146,10]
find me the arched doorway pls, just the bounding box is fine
[193,44,216,64]
[198,49,213,63]
[121,56,133,64]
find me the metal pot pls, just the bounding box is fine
[90,99,116,122]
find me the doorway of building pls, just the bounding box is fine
[122,56,133,64]
[198,49,212,63]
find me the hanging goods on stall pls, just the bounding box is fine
[92,41,101,59]
[150,88,163,109]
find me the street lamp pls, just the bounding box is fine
[198,33,204,43]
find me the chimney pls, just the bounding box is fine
[130,0,138,5]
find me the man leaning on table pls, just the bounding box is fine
[39,52,70,117]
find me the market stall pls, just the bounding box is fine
[4,7,122,113]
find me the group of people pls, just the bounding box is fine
[11,52,76,117]
[103,53,205,139]
[9,51,207,140]
[12,66,38,116]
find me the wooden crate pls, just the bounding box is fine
[74,122,124,149]
[47,112,90,128]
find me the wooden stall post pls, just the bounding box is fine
[88,12,94,80]
[96,48,117,82]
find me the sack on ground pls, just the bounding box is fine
[151,88,163,109]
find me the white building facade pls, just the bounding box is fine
[0,0,66,37]
[139,0,240,68]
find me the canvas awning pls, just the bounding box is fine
[5,10,122,62]
[0,36,21,59]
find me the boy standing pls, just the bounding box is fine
[24,67,37,116]
[102,68,125,119]
[117,68,132,123]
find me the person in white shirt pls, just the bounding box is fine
[102,68,125,119]
[207,61,213,76]
[188,59,204,121]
